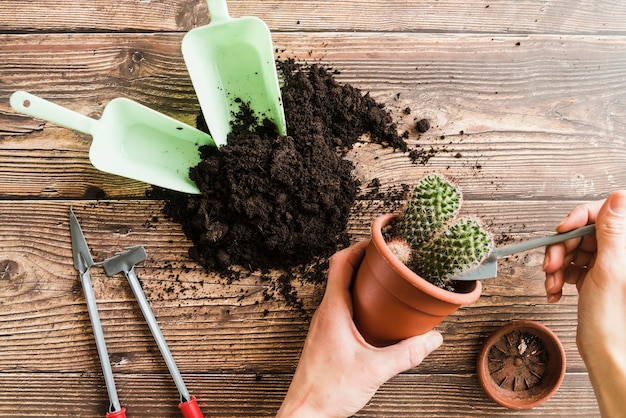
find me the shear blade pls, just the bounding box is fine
[69,208,95,273]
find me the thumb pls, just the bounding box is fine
[595,191,626,265]
[379,331,443,377]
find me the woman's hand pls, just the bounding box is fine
[543,191,626,417]
[277,241,443,418]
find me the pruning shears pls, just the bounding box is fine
[69,208,204,417]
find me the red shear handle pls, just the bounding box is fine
[106,408,126,418]
[179,396,204,418]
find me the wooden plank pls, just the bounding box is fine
[240,0,626,35]
[1,0,625,35]
[0,34,197,116]
[0,0,210,32]
[1,33,625,199]
[0,199,591,377]
[0,372,599,417]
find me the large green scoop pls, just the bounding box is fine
[10,91,214,194]
[182,0,286,146]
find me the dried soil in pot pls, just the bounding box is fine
[477,320,566,410]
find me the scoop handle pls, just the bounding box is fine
[10,91,97,136]
[207,0,230,22]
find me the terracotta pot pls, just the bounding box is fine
[477,320,566,410]
[351,214,482,347]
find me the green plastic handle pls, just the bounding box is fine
[10,91,97,136]
[207,0,230,23]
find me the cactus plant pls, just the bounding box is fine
[351,173,490,345]
[390,174,493,291]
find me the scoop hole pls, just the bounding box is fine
[23,100,31,108]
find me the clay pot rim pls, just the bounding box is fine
[477,320,566,410]
[371,213,482,305]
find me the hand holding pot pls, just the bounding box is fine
[543,190,626,417]
[277,241,443,418]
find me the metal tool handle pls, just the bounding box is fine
[124,267,192,403]
[105,409,127,418]
[179,396,204,418]
[80,270,123,414]
[493,224,596,260]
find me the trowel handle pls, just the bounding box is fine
[207,0,230,22]
[80,270,123,415]
[126,267,205,416]
[105,408,127,418]
[10,91,97,136]
[179,396,204,418]
[493,224,596,259]
[124,267,194,404]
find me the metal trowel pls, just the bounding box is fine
[449,224,596,281]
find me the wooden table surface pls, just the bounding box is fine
[2,1,625,416]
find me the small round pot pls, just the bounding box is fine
[351,214,482,347]
[477,320,566,410]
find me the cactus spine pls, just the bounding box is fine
[391,174,493,290]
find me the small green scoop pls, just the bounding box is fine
[182,0,286,146]
[10,91,214,194]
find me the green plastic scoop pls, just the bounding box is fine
[10,91,214,194]
[182,0,286,146]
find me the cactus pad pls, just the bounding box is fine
[394,173,462,246]
[411,217,493,289]
[387,238,413,265]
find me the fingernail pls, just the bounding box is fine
[542,253,550,271]
[548,294,559,303]
[546,274,554,292]
[426,331,444,351]
[609,192,626,215]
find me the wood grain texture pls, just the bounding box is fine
[0,373,600,417]
[0,199,589,377]
[2,33,625,199]
[2,0,622,415]
[2,0,626,34]
[0,0,210,33]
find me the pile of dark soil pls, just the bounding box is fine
[159,59,408,274]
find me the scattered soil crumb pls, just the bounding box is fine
[415,118,431,133]
[409,146,438,165]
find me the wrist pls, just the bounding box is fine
[581,344,626,417]
[277,382,329,418]
[276,398,326,418]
